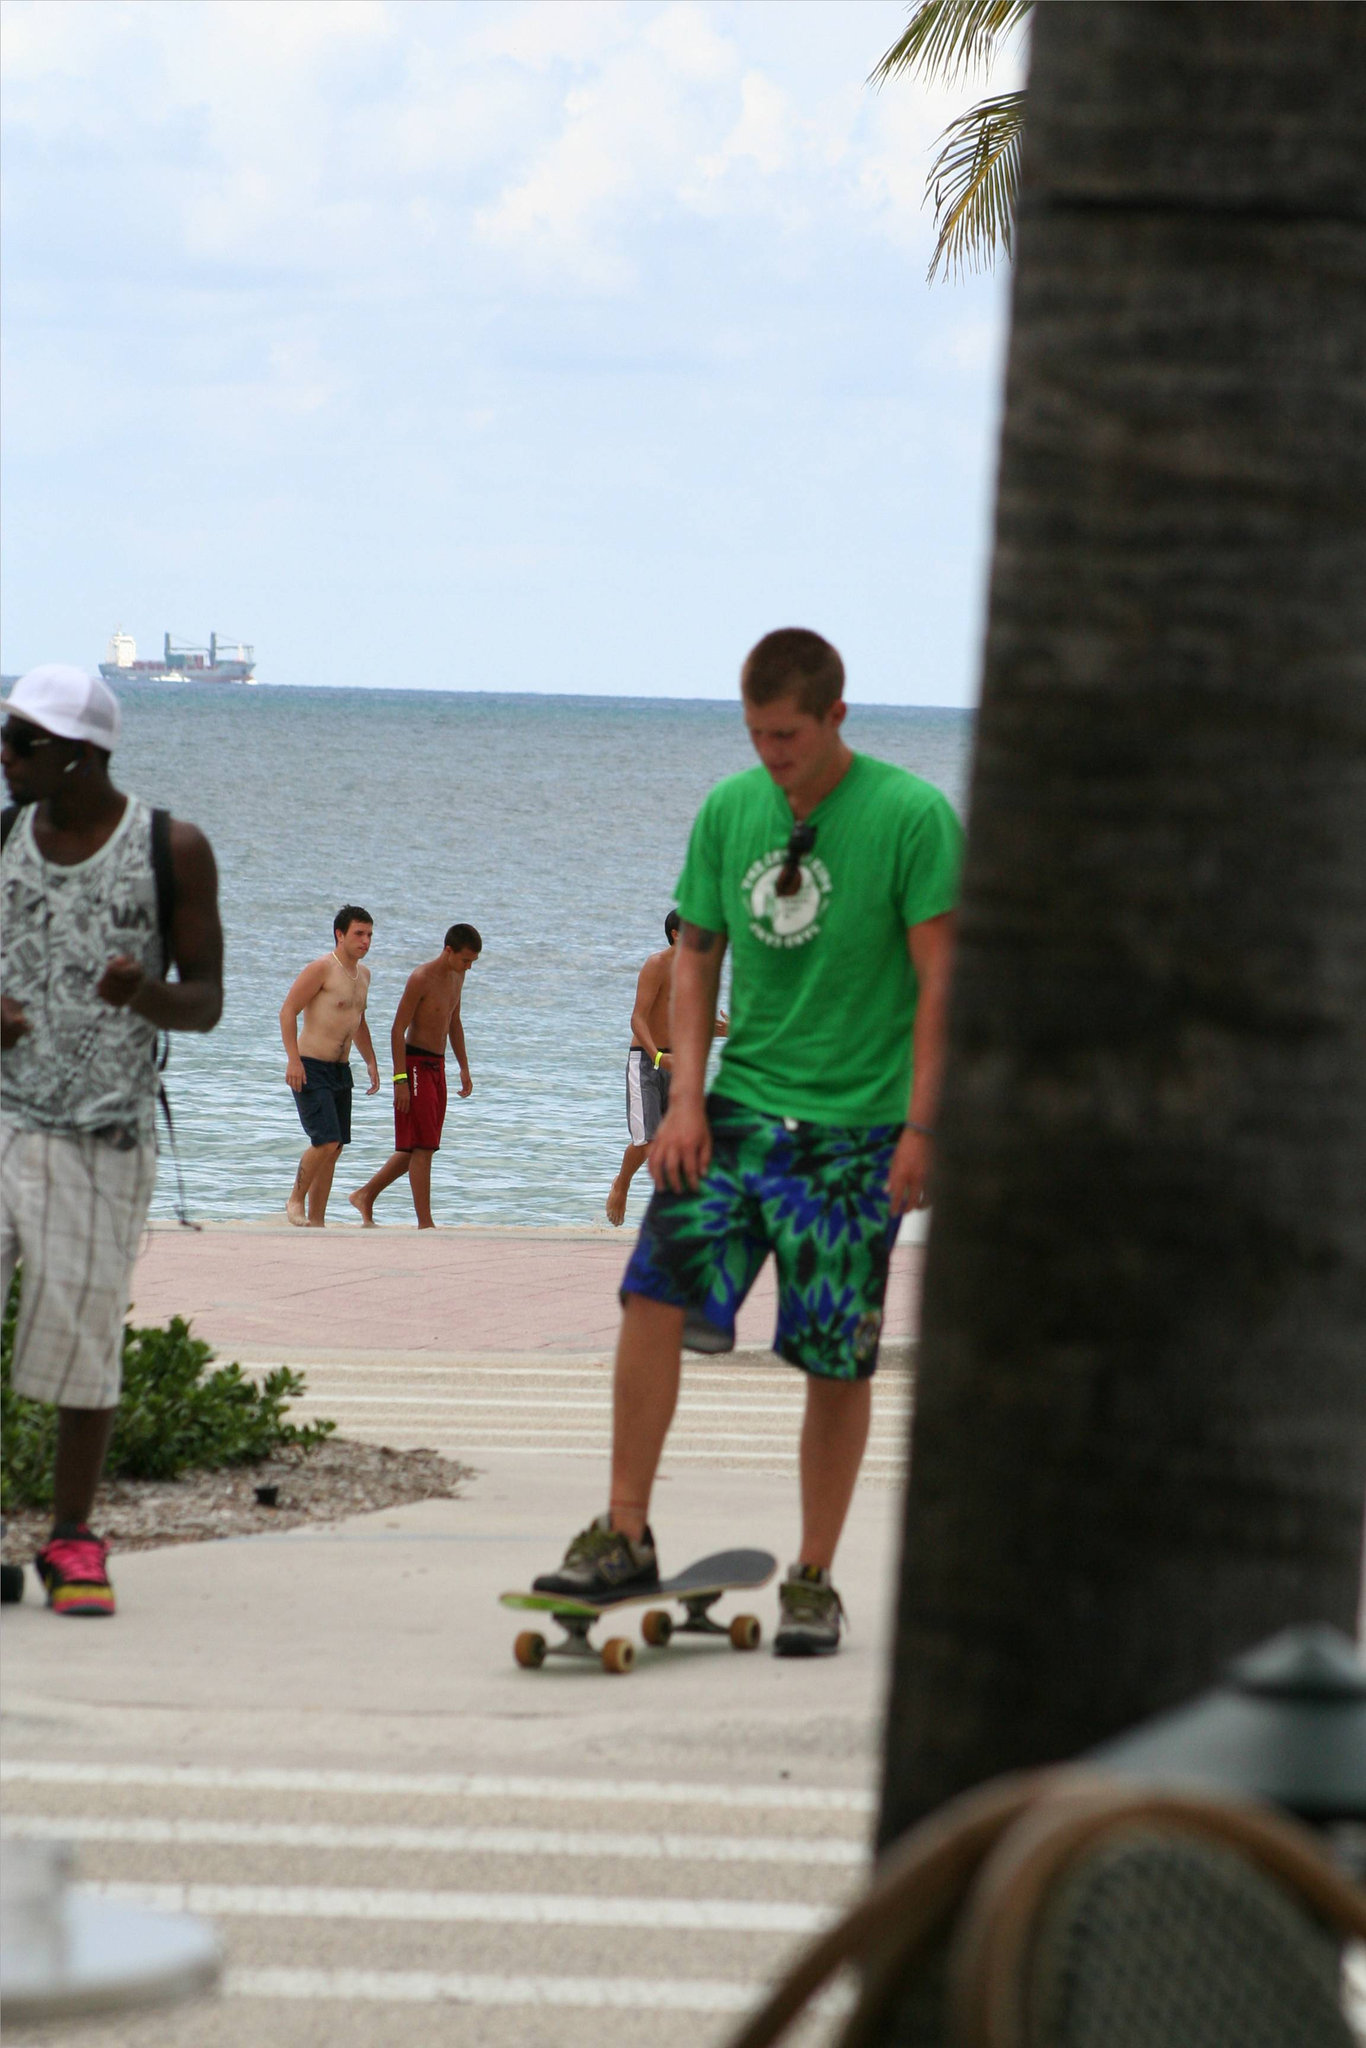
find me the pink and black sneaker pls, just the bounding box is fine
[35,1523,116,1617]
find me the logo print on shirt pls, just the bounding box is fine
[742,850,832,950]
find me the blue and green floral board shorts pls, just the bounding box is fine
[621,1095,903,1381]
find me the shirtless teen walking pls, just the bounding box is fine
[350,923,482,1230]
[607,912,727,1227]
[606,912,680,1229]
[279,907,380,1227]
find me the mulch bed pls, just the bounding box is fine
[0,1439,473,1563]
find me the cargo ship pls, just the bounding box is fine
[100,629,256,686]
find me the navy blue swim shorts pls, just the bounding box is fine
[294,1057,353,1147]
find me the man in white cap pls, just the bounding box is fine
[1,665,224,1616]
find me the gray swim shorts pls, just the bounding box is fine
[625,1048,670,1146]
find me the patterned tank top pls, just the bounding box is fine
[1,796,164,1142]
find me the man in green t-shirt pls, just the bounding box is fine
[535,628,962,1653]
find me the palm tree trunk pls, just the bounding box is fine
[880,1,1366,1850]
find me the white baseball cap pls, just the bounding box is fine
[1,665,121,749]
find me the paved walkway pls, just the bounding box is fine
[128,1220,925,1362]
[2,1225,925,2046]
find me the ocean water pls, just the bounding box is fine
[105,687,973,1228]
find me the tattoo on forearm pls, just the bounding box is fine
[681,922,721,953]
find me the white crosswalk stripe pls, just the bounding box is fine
[91,1880,833,1934]
[4,1761,871,2045]
[222,1965,857,2016]
[278,1351,913,1484]
[7,1814,865,1864]
[0,1760,876,1811]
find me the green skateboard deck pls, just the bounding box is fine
[502,1547,777,1673]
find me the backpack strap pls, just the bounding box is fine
[147,808,178,1084]
[150,807,176,972]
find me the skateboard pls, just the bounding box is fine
[501,1548,777,1674]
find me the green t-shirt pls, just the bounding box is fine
[675,753,962,1127]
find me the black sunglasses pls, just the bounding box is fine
[774,820,817,898]
[1,721,60,758]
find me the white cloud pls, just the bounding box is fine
[376,60,540,182]
[263,334,348,417]
[3,0,402,276]
[2,0,1020,292]
[644,3,735,84]
[464,0,634,73]
[1,0,137,82]
[472,12,747,289]
[698,70,793,182]
[2,0,1014,709]
[469,1,1023,286]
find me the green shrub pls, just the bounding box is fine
[2,1272,334,1512]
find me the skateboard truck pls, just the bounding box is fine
[641,1592,762,1652]
[514,1612,639,1673]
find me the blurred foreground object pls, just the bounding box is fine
[728,1665,1366,2045]
[0,1833,219,2024]
[1090,1626,1366,1830]
[881,0,1366,1844]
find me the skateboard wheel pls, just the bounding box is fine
[601,1636,636,1674]
[641,1609,673,1649]
[730,1614,762,1652]
[514,1631,547,1670]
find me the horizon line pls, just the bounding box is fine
[85,677,975,713]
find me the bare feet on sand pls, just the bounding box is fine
[606,1179,628,1227]
[286,1194,306,1227]
[349,1190,376,1227]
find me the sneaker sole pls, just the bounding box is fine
[529,1578,660,1602]
[773,1635,839,1658]
[44,1582,115,1617]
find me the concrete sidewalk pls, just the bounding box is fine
[2,1471,898,2048]
[1,1225,921,2045]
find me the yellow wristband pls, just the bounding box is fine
[653,1051,662,1069]
[391,1073,407,1084]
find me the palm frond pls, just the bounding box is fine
[869,0,1032,91]
[924,89,1025,282]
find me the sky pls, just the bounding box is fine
[1,0,1024,704]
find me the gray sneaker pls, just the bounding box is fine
[532,1514,660,1602]
[773,1563,846,1657]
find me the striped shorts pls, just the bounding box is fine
[0,1121,157,1410]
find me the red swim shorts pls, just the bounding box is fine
[395,1047,447,1152]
